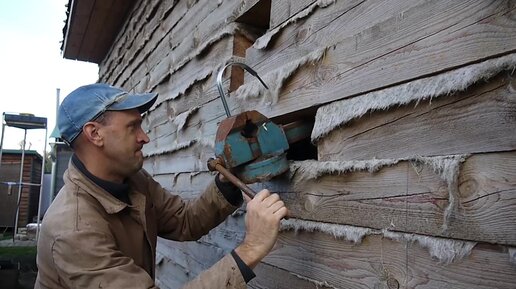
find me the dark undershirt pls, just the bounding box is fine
[71,154,255,282]
[72,154,131,204]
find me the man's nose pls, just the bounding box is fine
[138,128,150,144]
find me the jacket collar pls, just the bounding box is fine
[65,159,130,214]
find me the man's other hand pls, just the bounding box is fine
[234,189,289,268]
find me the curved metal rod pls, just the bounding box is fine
[217,62,269,117]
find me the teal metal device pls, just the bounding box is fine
[210,62,312,184]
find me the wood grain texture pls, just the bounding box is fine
[151,171,216,198]
[263,230,516,289]
[249,262,334,289]
[318,73,516,161]
[144,144,212,175]
[269,0,316,28]
[156,238,229,289]
[100,0,165,82]
[101,0,204,85]
[238,0,516,120]
[262,152,516,245]
[101,0,256,93]
[127,0,250,91]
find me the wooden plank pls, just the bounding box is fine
[98,0,145,75]
[269,0,316,28]
[143,82,240,158]
[263,230,516,289]
[77,0,114,62]
[199,215,246,252]
[318,73,516,161]
[266,152,516,245]
[126,0,218,86]
[148,35,235,107]
[117,0,251,91]
[156,239,228,289]
[155,216,248,288]
[238,0,516,120]
[99,0,168,83]
[152,171,216,198]
[249,262,334,289]
[143,70,231,133]
[144,144,213,175]
[99,0,159,81]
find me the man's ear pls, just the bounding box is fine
[82,122,104,147]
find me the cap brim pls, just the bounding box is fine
[108,92,158,113]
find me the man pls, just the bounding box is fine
[35,83,288,288]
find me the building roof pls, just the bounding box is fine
[1,149,43,160]
[61,0,137,63]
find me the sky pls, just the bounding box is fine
[0,1,98,155]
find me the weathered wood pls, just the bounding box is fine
[110,0,178,88]
[144,70,232,134]
[144,145,213,175]
[263,230,516,289]
[249,263,334,289]
[108,0,257,92]
[234,0,269,29]
[149,35,236,107]
[238,0,516,120]
[99,0,162,81]
[156,238,229,289]
[152,171,216,198]
[122,0,229,90]
[269,0,316,28]
[143,84,241,157]
[265,152,516,245]
[98,0,142,79]
[318,73,516,161]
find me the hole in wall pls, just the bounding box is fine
[273,107,318,161]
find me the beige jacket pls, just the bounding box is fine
[35,161,246,289]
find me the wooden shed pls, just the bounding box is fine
[0,149,42,229]
[63,0,516,288]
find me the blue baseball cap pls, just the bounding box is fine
[58,83,158,144]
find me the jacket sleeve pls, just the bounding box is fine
[52,230,157,289]
[180,255,247,289]
[142,170,240,241]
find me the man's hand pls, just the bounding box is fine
[234,189,288,269]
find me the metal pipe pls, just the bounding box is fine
[36,126,48,241]
[13,129,27,242]
[216,62,269,118]
[0,117,5,169]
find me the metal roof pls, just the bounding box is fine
[61,0,136,63]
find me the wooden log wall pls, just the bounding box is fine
[97,0,516,288]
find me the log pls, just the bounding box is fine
[263,229,516,289]
[265,152,516,245]
[269,0,316,28]
[237,0,516,120]
[317,73,516,160]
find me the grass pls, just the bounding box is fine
[0,246,37,256]
[1,233,13,241]
[0,246,37,289]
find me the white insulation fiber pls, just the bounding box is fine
[312,53,516,142]
[281,218,476,264]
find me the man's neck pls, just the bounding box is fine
[74,152,124,183]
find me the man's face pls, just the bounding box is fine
[98,109,149,179]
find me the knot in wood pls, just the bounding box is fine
[386,276,400,289]
[458,178,478,200]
